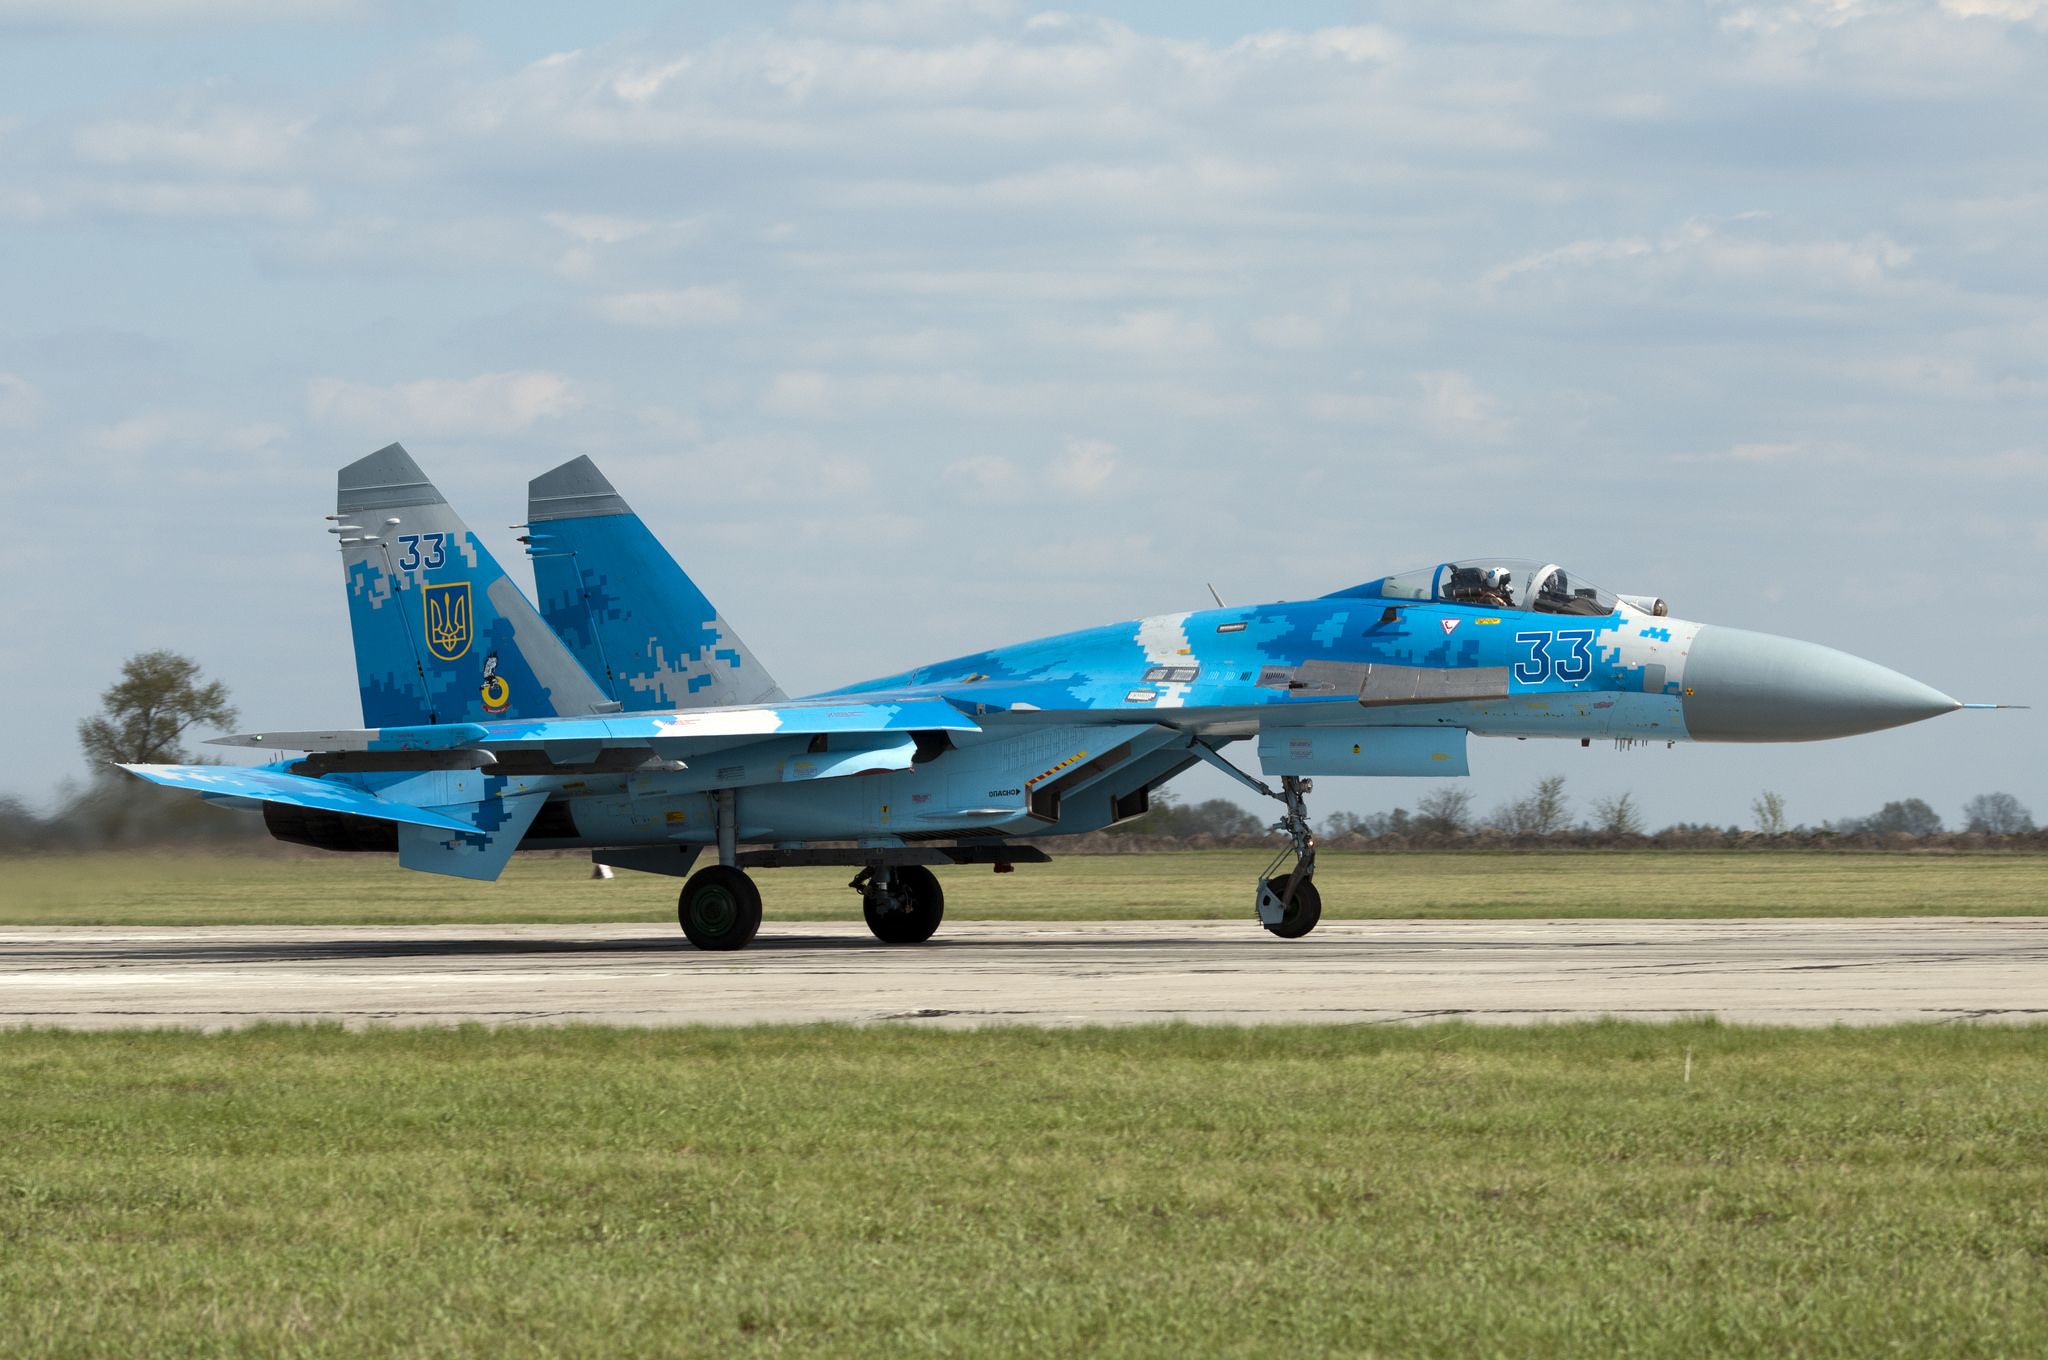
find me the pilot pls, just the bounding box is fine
[1536,568,1606,615]
[1476,566,1514,608]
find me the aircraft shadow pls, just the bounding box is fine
[10,930,1241,966]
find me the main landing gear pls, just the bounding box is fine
[675,859,946,949]
[1188,744,1323,940]
[651,848,1028,951]
[852,863,945,944]
[678,864,763,952]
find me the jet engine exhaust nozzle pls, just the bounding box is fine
[1680,626,1960,743]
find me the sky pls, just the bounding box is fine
[0,0,2042,831]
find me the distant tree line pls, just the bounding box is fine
[1084,779,2042,853]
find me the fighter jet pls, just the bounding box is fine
[125,444,1981,949]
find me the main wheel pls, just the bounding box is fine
[863,864,944,944]
[1261,877,1322,939]
[678,865,763,951]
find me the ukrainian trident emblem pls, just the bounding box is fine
[424,581,472,661]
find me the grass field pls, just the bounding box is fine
[2,1022,2043,1358]
[2,848,2044,927]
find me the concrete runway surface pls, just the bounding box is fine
[3,918,2045,1030]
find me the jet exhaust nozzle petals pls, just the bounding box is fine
[1680,626,1960,742]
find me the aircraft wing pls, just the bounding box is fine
[119,763,480,832]
[209,697,981,763]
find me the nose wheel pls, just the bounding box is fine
[1254,774,1321,938]
[1258,875,1322,938]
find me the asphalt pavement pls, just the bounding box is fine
[3,917,2044,1029]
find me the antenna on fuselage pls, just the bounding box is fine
[1206,583,1226,609]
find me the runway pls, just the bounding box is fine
[4,917,2045,1030]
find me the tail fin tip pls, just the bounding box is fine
[339,442,443,515]
[528,455,629,522]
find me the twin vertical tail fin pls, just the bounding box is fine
[337,443,613,727]
[525,456,785,712]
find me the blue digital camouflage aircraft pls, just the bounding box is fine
[126,443,1978,949]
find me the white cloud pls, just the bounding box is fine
[1248,313,1326,351]
[0,0,371,25]
[0,374,40,429]
[943,453,1019,493]
[591,286,746,328]
[1414,371,1507,442]
[8,180,319,223]
[1072,309,1216,356]
[1051,437,1117,495]
[1306,391,1395,424]
[74,110,307,175]
[542,212,653,245]
[305,371,584,435]
[1483,219,1920,306]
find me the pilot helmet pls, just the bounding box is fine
[1481,566,1511,592]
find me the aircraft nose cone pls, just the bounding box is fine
[1681,626,1960,742]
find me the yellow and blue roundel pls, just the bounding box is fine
[424,581,472,661]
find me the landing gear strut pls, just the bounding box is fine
[854,863,945,944]
[1188,743,1323,939]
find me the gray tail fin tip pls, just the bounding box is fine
[528,454,631,522]
[338,442,446,515]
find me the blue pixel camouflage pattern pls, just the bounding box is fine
[525,455,784,712]
[122,454,1959,881]
[336,445,610,729]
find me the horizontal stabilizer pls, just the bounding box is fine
[119,764,479,833]
[398,789,549,881]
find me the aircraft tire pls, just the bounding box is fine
[1261,877,1322,939]
[864,865,944,944]
[678,865,763,951]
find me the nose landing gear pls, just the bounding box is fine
[1188,742,1325,940]
[1256,775,1322,938]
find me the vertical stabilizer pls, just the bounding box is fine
[337,443,612,727]
[526,456,785,711]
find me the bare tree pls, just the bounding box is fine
[77,650,237,772]
[1962,792,2035,836]
[1322,810,1369,838]
[1414,786,1474,837]
[1494,775,1570,838]
[1864,798,1942,837]
[1589,791,1644,838]
[1751,790,1788,837]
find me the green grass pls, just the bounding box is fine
[2,849,2045,926]
[1,1023,2044,1357]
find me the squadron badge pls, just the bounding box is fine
[480,650,511,714]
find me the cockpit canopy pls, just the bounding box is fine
[1351,559,1618,616]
